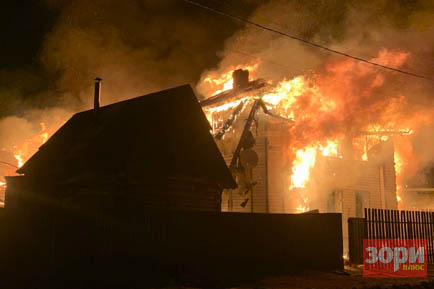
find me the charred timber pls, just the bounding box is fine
[214,99,293,140]
[214,101,246,140]
[258,99,295,123]
[229,99,261,170]
[200,79,266,108]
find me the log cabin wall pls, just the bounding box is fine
[121,180,222,212]
[5,176,222,214]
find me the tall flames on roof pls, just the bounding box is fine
[201,49,434,212]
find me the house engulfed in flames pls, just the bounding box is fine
[201,68,410,251]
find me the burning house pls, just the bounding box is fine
[201,69,293,213]
[5,83,236,213]
[202,70,398,211]
[201,69,407,253]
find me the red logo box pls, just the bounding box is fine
[363,239,427,277]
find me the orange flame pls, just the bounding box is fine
[202,48,434,212]
[198,61,260,96]
[394,151,403,208]
[6,122,50,171]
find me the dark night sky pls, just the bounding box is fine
[1,0,433,118]
[0,1,253,69]
[0,0,260,117]
[1,2,58,69]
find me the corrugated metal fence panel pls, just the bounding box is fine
[0,208,344,286]
[348,217,366,265]
[365,208,434,264]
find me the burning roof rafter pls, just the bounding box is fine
[200,69,294,142]
[199,78,267,108]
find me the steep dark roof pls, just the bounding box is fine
[18,85,236,189]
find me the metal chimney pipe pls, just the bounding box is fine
[94,77,102,111]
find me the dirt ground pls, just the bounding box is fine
[234,268,434,289]
[163,266,434,289]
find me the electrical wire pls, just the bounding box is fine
[0,161,18,169]
[183,0,434,82]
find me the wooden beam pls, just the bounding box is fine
[229,99,261,170]
[214,100,246,140]
[200,79,266,107]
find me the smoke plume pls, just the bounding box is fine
[197,0,434,189]
[0,0,256,179]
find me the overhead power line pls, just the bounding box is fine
[0,161,18,169]
[183,0,434,82]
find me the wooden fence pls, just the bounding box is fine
[0,207,343,288]
[348,208,434,265]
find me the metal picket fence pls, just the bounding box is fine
[365,208,434,264]
[349,209,434,265]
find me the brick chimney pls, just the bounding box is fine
[232,69,249,89]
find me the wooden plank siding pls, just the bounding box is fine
[220,112,290,213]
[313,141,398,254]
[266,117,290,213]
[220,112,268,213]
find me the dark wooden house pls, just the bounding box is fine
[5,84,236,213]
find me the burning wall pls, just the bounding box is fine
[218,110,291,213]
